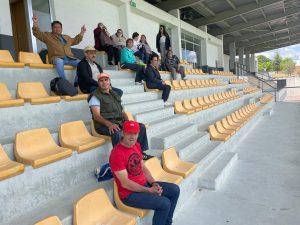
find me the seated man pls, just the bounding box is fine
[110,120,180,225]
[164,50,186,81]
[120,38,145,85]
[89,73,152,159]
[32,15,86,79]
[145,55,171,106]
[77,46,123,97]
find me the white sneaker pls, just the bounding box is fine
[164,101,173,106]
[135,82,144,85]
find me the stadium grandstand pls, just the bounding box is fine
[0,0,299,225]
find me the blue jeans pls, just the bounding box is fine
[122,182,180,225]
[96,122,149,151]
[53,57,80,79]
[121,63,145,82]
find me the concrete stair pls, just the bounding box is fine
[123,99,164,114]
[122,91,160,105]
[134,107,175,124]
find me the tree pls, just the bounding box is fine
[257,55,272,71]
[280,57,296,75]
[272,52,282,72]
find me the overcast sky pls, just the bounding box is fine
[258,43,300,66]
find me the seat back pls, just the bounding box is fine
[60,120,91,142]
[15,128,59,160]
[125,111,135,121]
[0,144,10,163]
[183,99,193,109]
[171,80,181,89]
[0,83,13,100]
[74,189,115,225]
[0,50,15,63]
[174,101,185,111]
[162,147,178,169]
[18,51,44,64]
[144,157,164,180]
[179,80,187,88]
[33,216,62,225]
[17,82,50,99]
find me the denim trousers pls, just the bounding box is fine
[146,82,171,102]
[121,63,145,82]
[96,122,149,151]
[122,182,180,225]
[53,57,80,79]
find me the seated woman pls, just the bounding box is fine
[120,39,146,85]
[139,35,152,64]
[112,29,126,66]
[93,23,117,65]
[132,32,144,62]
[145,54,171,106]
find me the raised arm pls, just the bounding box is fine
[32,15,46,42]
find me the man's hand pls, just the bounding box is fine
[162,80,166,85]
[108,123,120,134]
[148,183,163,196]
[32,15,38,27]
[80,24,86,36]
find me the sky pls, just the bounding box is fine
[258,43,300,66]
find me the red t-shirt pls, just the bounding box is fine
[109,142,147,199]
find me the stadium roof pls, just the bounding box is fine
[145,0,300,54]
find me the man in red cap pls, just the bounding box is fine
[89,73,152,160]
[110,121,180,225]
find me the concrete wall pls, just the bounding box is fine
[224,54,230,72]
[0,0,14,56]
[207,43,218,67]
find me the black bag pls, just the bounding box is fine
[50,77,78,96]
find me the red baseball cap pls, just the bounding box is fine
[123,120,140,133]
[97,73,110,80]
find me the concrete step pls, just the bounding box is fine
[110,78,135,86]
[117,85,144,94]
[105,70,134,78]
[176,132,209,160]
[123,99,164,114]
[151,123,198,149]
[198,152,237,190]
[134,107,175,124]
[4,178,113,225]
[122,92,159,105]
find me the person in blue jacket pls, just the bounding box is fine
[145,54,171,106]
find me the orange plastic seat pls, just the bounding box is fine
[59,120,106,153]
[61,94,88,101]
[17,82,61,104]
[18,51,54,69]
[90,120,112,141]
[0,50,25,68]
[144,157,183,185]
[33,216,62,225]
[114,181,149,218]
[162,147,196,178]
[0,83,24,108]
[74,189,136,225]
[208,124,230,142]
[190,98,203,110]
[15,128,72,168]
[221,118,240,131]
[179,80,188,89]
[215,121,235,136]
[144,82,159,92]
[185,80,194,88]
[171,80,181,90]
[174,101,195,114]
[197,97,210,109]
[183,99,201,112]
[0,144,25,181]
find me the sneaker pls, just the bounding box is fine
[108,61,113,66]
[94,167,101,179]
[142,153,154,160]
[135,82,144,85]
[164,101,173,106]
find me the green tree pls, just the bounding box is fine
[272,52,282,72]
[280,57,296,75]
[257,55,272,71]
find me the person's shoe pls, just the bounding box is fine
[142,153,154,160]
[164,101,173,106]
[108,61,113,66]
[182,77,187,80]
[135,82,143,85]
[94,167,101,179]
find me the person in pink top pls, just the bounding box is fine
[109,121,180,225]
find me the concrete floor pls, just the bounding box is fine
[173,102,300,225]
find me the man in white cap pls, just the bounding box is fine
[77,45,122,96]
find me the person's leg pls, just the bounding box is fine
[134,51,144,62]
[160,85,171,102]
[156,182,180,225]
[122,191,171,225]
[64,58,80,85]
[122,64,145,83]
[112,87,123,97]
[113,47,120,65]
[53,58,66,79]
[137,123,148,151]
[89,86,98,93]
[96,125,122,147]
[106,45,114,64]
[143,53,149,64]
[170,67,177,80]
[178,66,186,80]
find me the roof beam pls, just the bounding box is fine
[156,0,205,11]
[224,21,300,44]
[237,30,300,48]
[210,7,300,35]
[190,0,282,27]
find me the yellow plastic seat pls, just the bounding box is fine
[179,80,188,89]
[208,124,230,142]
[226,116,243,127]
[90,120,112,141]
[174,101,195,114]
[185,80,194,89]
[64,65,75,70]
[0,50,25,68]
[0,144,25,181]
[171,80,181,90]
[0,83,24,108]
[18,51,54,69]
[59,120,106,153]
[221,118,240,131]
[61,94,88,101]
[144,82,159,92]
[183,99,201,112]
[17,82,61,104]
[215,121,235,136]
[114,181,149,218]
[144,157,183,185]
[190,98,203,110]
[197,97,209,109]
[162,147,196,178]
[33,216,62,225]
[74,189,136,225]
[191,80,199,87]
[164,80,174,90]
[15,128,72,168]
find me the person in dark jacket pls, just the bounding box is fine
[77,46,123,96]
[145,54,171,105]
[156,25,171,63]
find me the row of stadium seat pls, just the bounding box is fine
[174,90,239,114]
[208,103,262,141]
[243,86,260,94]
[229,78,246,84]
[211,70,235,76]
[260,93,274,104]
[0,82,87,107]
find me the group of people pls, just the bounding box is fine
[32,15,181,225]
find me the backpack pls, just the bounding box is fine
[50,77,78,96]
[94,163,113,182]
